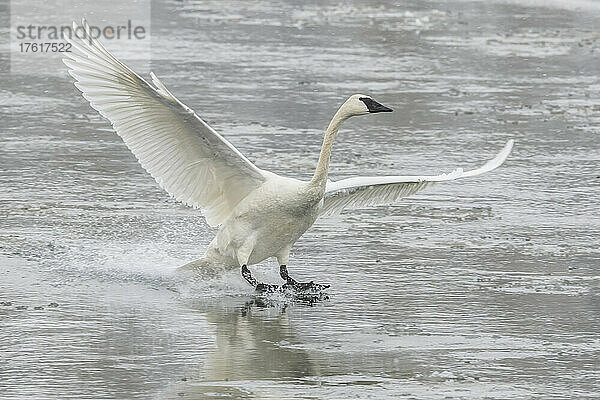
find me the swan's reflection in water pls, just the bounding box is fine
[162,295,326,399]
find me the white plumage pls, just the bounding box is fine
[64,19,514,285]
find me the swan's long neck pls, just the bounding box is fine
[309,106,349,190]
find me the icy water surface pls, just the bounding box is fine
[1,0,599,398]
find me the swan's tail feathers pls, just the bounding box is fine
[176,257,224,279]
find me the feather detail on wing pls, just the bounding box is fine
[63,19,266,226]
[320,139,514,216]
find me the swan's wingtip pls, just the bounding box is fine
[500,138,515,160]
[505,138,515,150]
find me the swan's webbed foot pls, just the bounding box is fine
[283,281,330,292]
[241,265,329,294]
[280,265,330,292]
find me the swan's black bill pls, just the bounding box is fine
[359,97,393,113]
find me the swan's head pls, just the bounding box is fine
[342,94,393,117]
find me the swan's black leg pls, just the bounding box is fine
[280,265,330,292]
[241,265,279,293]
[279,265,297,284]
[241,265,257,286]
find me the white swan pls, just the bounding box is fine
[64,20,514,292]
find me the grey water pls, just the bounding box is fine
[1,0,599,398]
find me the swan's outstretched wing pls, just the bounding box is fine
[320,139,514,216]
[63,19,266,226]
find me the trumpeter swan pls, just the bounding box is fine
[64,19,514,292]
